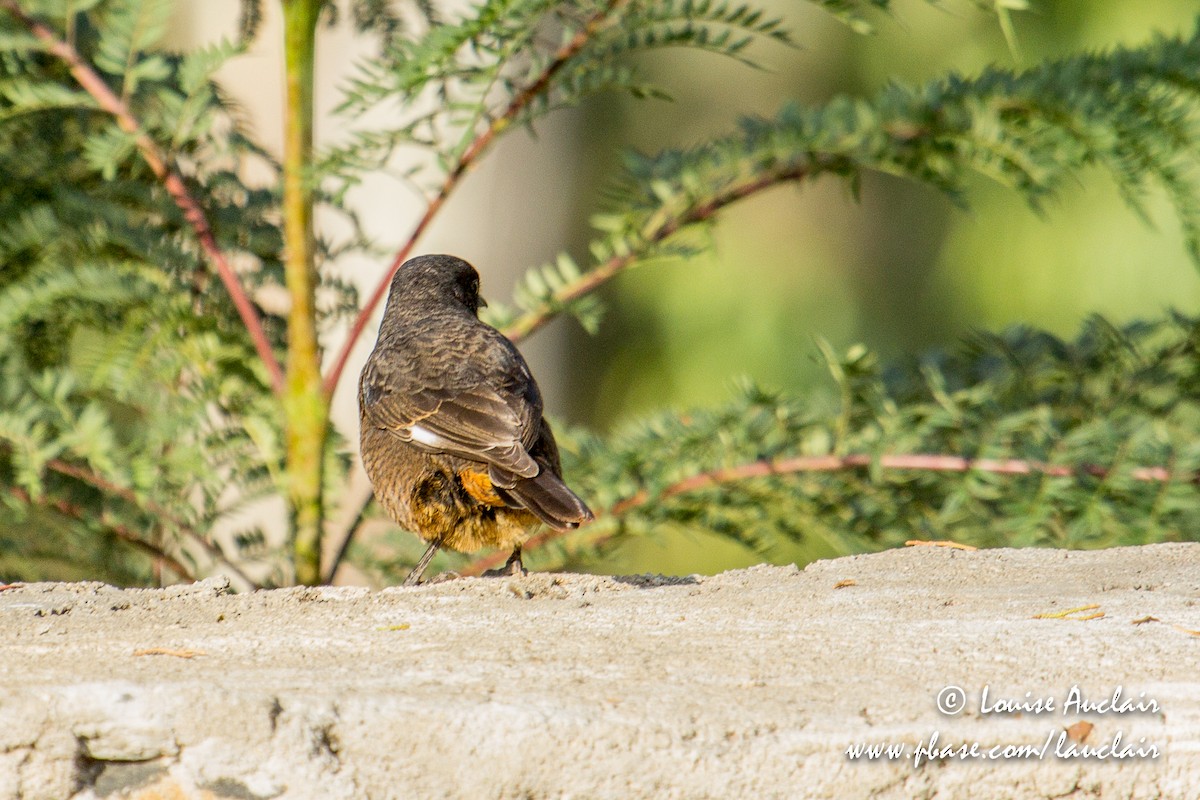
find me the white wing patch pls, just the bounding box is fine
[399,421,538,479]
[407,424,452,449]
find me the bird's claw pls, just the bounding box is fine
[482,547,525,578]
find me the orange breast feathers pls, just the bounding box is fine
[458,469,505,506]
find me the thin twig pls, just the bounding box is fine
[905,539,978,551]
[1032,604,1104,621]
[132,647,206,658]
[459,451,1192,575]
[1,2,285,394]
[7,486,196,581]
[43,457,261,589]
[321,478,373,585]
[321,0,627,397]
[502,161,827,343]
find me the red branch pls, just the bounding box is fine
[503,163,820,343]
[321,0,626,396]
[44,458,260,588]
[459,452,1190,575]
[2,2,285,394]
[7,485,196,581]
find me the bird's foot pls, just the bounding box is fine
[482,547,526,579]
[427,571,462,584]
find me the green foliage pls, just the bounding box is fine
[502,20,1200,331]
[355,313,1200,583]
[322,0,798,202]
[1,0,1199,586]
[0,0,311,583]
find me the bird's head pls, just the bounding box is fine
[387,254,488,317]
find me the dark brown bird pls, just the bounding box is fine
[358,254,593,585]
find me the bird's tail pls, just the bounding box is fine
[496,470,593,530]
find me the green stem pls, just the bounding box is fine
[281,0,326,585]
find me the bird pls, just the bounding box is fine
[358,254,593,586]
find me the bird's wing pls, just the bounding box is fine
[360,361,540,481]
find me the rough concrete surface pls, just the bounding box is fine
[1,543,1199,799]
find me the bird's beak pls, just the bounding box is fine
[478,296,488,309]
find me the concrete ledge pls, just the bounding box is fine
[2,543,1199,799]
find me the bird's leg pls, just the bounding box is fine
[504,546,525,576]
[483,546,526,578]
[403,538,443,586]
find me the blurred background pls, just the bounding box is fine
[179,0,1200,580]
